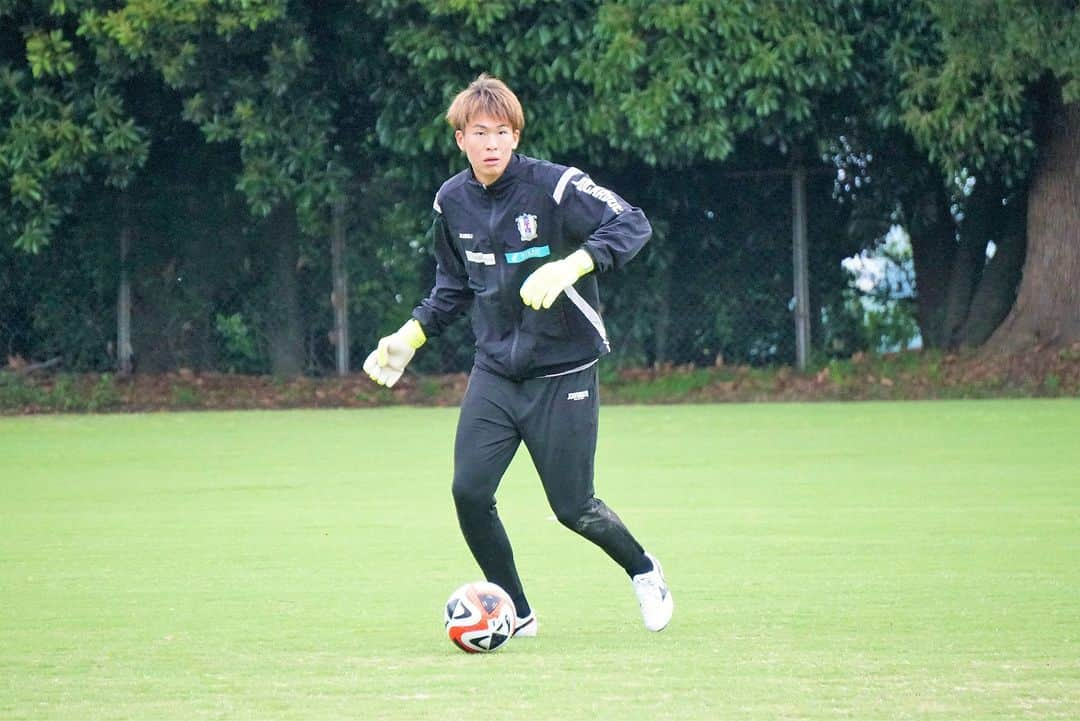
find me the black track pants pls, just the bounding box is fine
[451,364,647,614]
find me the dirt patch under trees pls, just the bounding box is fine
[3,345,1078,414]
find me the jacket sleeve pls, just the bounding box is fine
[411,210,473,337]
[559,171,651,272]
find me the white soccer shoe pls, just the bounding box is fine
[513,612,538,637]
[631,552,673,631]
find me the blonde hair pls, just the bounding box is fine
[445,74,525,132]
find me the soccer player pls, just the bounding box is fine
[363,74,673,634]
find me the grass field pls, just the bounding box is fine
[2,399,1078,720]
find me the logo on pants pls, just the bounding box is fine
[567,390,589,401]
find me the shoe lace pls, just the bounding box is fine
[634,571,666,599]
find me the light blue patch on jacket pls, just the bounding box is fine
[505,245,551,264]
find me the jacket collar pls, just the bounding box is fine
[468,153,523,193]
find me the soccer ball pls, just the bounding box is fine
[444,581,516,653]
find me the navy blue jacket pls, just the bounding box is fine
[412,154,651,380]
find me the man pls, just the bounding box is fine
[363,74,672,634]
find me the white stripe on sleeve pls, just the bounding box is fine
[553,167,583,205]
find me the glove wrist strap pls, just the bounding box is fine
[566,249,595,278]
[399,319,427,349]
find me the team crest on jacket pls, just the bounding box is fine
[515,213,539,242]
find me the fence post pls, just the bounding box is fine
[331,198,350,376]
[117,193,134,376]
[792,165,810,371]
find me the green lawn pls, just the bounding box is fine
[2,400,1078,720]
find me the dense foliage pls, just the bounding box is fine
[2,1,1076,375]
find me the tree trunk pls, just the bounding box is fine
[940,229,982,349]
[986,99,1080,353]
[957,190,1027,347]
[940,178,1013,348]
[908,186,955,349]
[265,203,305,376]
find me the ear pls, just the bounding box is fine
[511,129,520,149]
[455,129,465,152]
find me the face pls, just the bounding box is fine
[455,114,520,185]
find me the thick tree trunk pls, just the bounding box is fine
[986,99,1080,353]
[264,203,305,376]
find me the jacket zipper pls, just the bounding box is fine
[488,188,522,376]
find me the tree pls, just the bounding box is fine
[579,0,1079,354]
[3,1,399,375]
[899,0,1080,351]
[578,0,864,166]
[0,1,148,252]
[2,1,409,375]
[79,0,345,374]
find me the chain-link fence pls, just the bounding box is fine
[2,167,894,378]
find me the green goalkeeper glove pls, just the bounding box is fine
[519,249,595,310]
[363,318,426,387]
